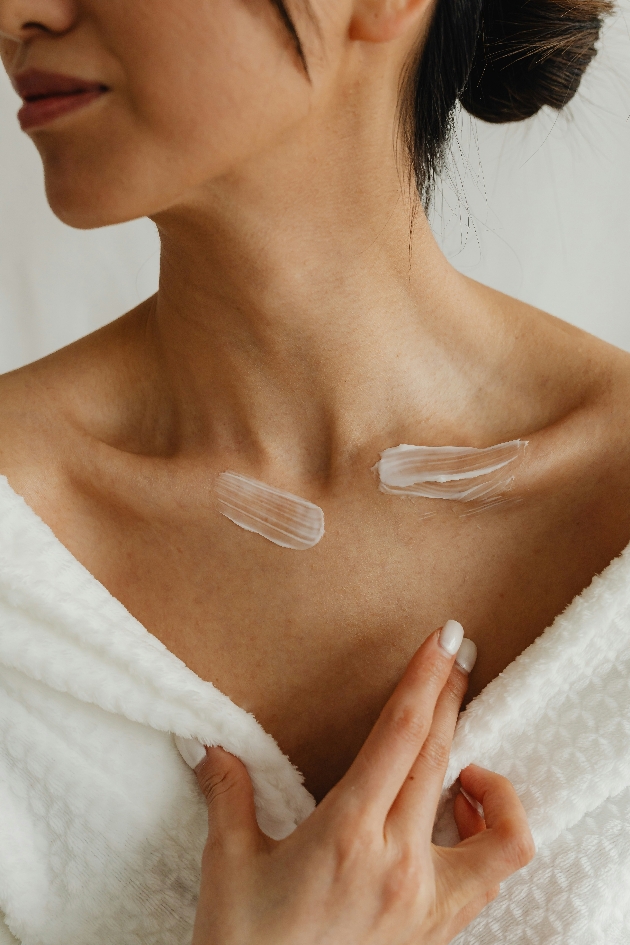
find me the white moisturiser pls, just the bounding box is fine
[216,472,325,550]
[373,439,527,508]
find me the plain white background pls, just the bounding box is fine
[0,4,629,375]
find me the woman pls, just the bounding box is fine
[0,0,624,941]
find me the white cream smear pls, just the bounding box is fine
[216,471,325,550]
[373,439,527,512]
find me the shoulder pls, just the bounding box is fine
[0,304,147,506]
[508,294,630,535]
[0,358,64,500]
[464,279,630,504]
[472,279,630,424]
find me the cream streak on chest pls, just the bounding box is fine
[373,440,528,512]
[215,472,325,550]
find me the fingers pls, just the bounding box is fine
[387,640,476,841]
[194,746,262,855]
[333,621,466,822]
[445,764,535,908]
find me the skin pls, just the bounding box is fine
[0,0,629,821]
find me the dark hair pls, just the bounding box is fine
[273,0,614,206]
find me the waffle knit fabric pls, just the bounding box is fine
[0,474,628,944]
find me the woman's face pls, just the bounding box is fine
[0,0,351,228]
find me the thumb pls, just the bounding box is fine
[444,764,535,910]
[182,740,261,851]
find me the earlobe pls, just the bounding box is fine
[349,0,431,43]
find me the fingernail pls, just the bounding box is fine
[455,638,478,674]
[460,785,484,817]
[438,619,464,656]
[175,735,207,770]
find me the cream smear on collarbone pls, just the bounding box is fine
[215,471,325,550]
[215,439,527,549]
[373,439,528,515]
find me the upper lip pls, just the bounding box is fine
[12,69,107,101]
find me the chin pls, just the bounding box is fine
[34,130,170,229]
[39,145,221,230]
[45,181,145,229]
[40,161,148,230]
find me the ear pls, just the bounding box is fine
[349,0,433,43]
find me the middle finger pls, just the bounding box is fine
[387,640,477,842]
[328,623,466,824]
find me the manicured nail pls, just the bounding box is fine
[455,638,478,674]
[460,785,484,817]
[438,619,464,656]
[175,735,207,769]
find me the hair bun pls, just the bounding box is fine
[460,0,614,124]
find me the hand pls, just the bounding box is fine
[189,625,534,945]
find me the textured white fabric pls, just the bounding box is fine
[0,476,314,945]
[432,540,630,942]
[0,473,629,943]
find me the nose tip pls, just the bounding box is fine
[0,1,77,44]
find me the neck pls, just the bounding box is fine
[137,139,489,487]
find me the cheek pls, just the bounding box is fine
[40,0,311,228]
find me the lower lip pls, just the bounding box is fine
[18,89,106,131]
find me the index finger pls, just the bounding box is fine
[332,621,465,823]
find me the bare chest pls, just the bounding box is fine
[44,484,630,802]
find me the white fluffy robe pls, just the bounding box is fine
[0,476,629,944]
